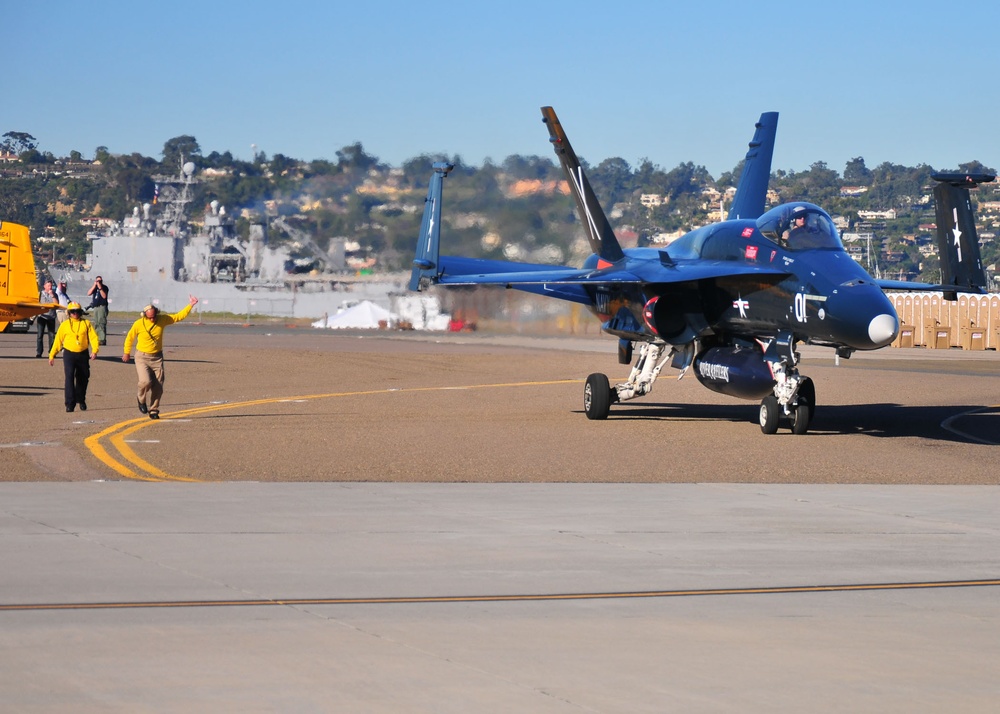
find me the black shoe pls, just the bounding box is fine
[36,353,42,358]
[137,400,148,414]
[148,411,160,420]
[66,406,75,413]
[99,340,107,346]
[79,402,87,411]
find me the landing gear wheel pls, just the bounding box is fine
[584,373,612,420]
[791,377,815,435]
[759,394,780,434]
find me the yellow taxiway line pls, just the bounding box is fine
[86,380,581,482]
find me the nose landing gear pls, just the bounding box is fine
[759,374,815,435]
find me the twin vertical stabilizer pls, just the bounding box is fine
[541,107,625,267]
[931,172,993,298]
[728,112,779,220]
[409,162,454,291]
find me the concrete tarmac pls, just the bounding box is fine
[1,483,999,712]
[1,323,999,711]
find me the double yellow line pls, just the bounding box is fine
[85,380,581,482]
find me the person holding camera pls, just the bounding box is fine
[86,276,110,345]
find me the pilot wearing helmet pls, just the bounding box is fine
[783,206,810,245]
[48,301,100,413]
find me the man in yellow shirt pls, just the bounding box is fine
[122,295,198,420]
[48,302,100,413]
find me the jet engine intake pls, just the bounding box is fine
[642,295,698,345]
[694,346,776,400]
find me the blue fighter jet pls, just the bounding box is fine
[410,107,993,434]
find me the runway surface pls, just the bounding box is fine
[2,323,999,710]
[1,323,998,483]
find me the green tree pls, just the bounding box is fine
[162,135,201,169]
[589,157,632,208]
[662,161,710,200]
[1,131,37,154]
[336,142,379,173]
[844,157,872,185]
[501,154,558,181]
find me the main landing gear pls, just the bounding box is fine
[582,337,817,435]
[583,342,681,420]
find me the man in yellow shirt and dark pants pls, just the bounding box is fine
[49,302,100,412]
[122,295,198,420]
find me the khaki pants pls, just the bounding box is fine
[91,305,108,343]
[134,351,165,413]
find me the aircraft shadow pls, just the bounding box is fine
[584,402,986,443]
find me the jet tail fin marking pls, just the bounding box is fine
[541,106,625,265]
[931,172,993,298]
[727,112,778,221]
[409,162,454,291]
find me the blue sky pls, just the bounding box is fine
[7,1,999,178]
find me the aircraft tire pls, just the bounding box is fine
[584,373,612,420]
[759,395,780,434]
[791,378,815,435]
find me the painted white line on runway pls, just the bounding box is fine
[941,406,999,445]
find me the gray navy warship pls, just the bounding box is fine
[82,161,406,319]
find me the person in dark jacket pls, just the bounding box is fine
[86,276,110,345]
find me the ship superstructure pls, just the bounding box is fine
[83,162,404,318]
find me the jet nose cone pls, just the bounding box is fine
[826,285,899,350]
[868,313,899,348]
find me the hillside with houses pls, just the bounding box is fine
[2,131,997,288]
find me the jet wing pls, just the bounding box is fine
[436,255,789,287]
[874,278,985,295]
[437,265,640,286]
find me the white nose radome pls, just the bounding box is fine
[868,313,899,348]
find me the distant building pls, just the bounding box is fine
[79,217,116,229]
[649,229,686,245]
[858,209,897,220]
[700,187,721,203]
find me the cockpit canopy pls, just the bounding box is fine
[756,202,843,251]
